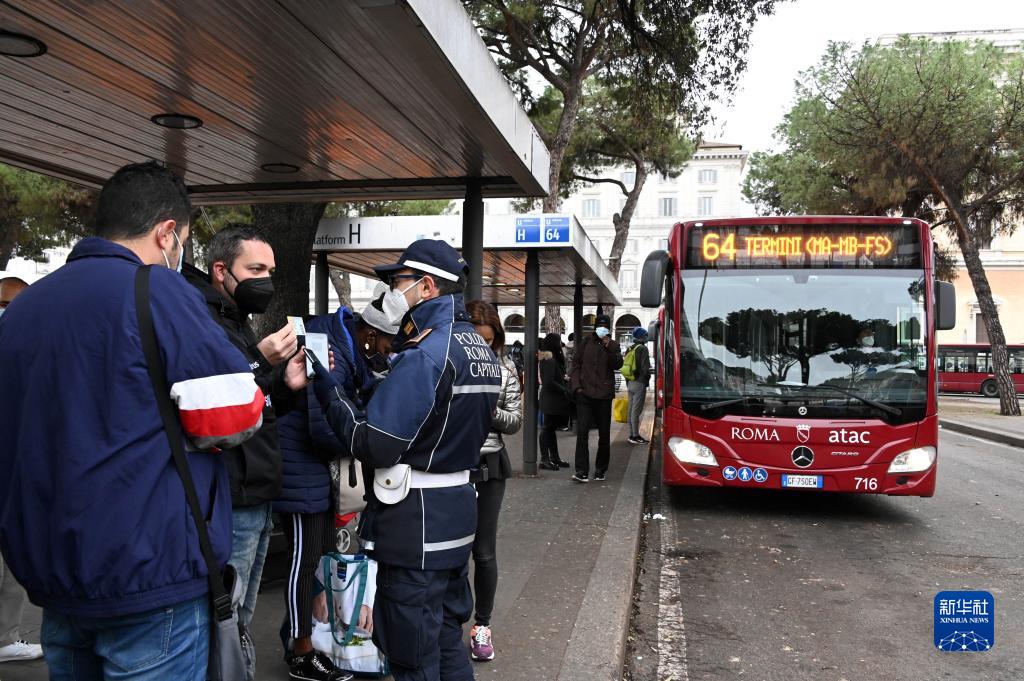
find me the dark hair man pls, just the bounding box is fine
[308,239,501,681]
[182,223,312,678]
[0,162,267,680]
[568,313,623,482]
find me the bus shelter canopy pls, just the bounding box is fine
[0,0,548,204]
[314,214,622,306]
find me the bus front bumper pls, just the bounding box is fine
[662,454,937,497]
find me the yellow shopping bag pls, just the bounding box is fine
[613,396,629,423]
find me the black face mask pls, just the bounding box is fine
[227,269,274,315]
[365,351,390,375]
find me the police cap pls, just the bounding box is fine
[373,239,468,284]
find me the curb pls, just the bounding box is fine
[557,417,654,681]
[940,419,1024,449]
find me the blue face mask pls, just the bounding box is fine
[595,327,610,339]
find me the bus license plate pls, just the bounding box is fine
[781,475,823,489]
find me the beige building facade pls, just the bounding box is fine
[935,229,1024,345]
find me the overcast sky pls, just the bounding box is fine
[706,0,1024,154]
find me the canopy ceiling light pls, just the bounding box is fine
[150,113,203,129]
[260,163,300,174]
[0,31,47,58]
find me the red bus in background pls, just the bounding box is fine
[640,217,956,497]
[938,344,1024,397]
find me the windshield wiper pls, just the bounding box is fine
[700,393,769,411]
[793,384,902,416]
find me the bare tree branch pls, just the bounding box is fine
[573,174,629,195]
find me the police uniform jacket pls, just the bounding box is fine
[318,293,501,570]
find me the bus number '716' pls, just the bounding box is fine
[855,477,878,491]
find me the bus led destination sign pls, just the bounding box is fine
[685,224,921,269]
[702,233,894,261]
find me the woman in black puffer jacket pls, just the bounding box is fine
[538,333,572,470]
[275,291,396,674]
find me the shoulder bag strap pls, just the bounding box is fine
[134,266,232,622]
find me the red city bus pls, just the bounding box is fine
[640,217,956,496]
[938,344,1024,397]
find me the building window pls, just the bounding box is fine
[582,199,600,218]
[658,196,677,217]
[659,238,669,251]
[698,196,714,217]
[622,170,636,188]
[620,267,637,289]
[504,313,526,332]
[976,313,990,344]
[363,276,376,291]
[698,168,718,184]
[627,238,638,254]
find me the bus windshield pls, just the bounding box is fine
[679,269,928,424]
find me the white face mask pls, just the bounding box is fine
[861,335,875,347]
[382,278,422,326]
[595,326,610,339]
[162,229,184,273]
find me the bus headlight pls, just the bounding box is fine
[887,446,936,473]
[667,437,718,466]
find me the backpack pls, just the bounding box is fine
[621,345,639,381]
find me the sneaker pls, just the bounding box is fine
[288,650,352,681]
[594,471,607,482]
[0,640,43,662]
[470,625,495,661]
[539,460,560,471]
[637,436,649,443]
[627,436,643,444]
[572,473,589,483]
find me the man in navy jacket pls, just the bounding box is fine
[0,162,276,680]
[311,239,501,681]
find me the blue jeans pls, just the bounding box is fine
[41,595,209,680]
[228,502,274,627]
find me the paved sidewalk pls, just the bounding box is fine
[3,409,653,681]
[940,413,1024,448]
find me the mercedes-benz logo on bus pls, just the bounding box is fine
[792,446,814,468]
[798,406,808,416]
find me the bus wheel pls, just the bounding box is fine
[981,379,999,398]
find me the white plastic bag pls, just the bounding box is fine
[312,553,388,678]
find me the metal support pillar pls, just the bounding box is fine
[573,280,584,345]
[462,179,484,301]
[523,251,540,475]
[315,252,329,316]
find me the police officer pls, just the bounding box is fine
[309,239,501,681]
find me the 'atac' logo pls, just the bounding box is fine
[796,424,811,443]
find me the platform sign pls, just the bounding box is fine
[543,216,570,243]
[515,217,541,243]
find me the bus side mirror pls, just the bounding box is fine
[935,280,956,330]
[640,250,671,308]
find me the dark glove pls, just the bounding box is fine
[308,348,342,407]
